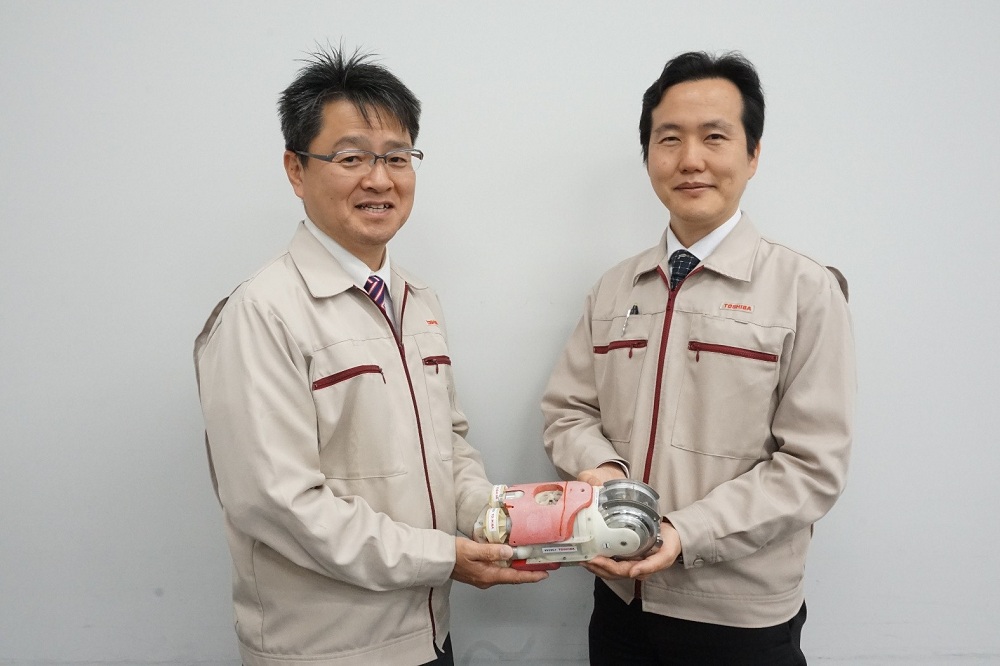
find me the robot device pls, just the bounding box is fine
[473,479,661,571]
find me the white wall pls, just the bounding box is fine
[2,1,998,664]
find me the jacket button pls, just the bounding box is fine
[692,557,704,567]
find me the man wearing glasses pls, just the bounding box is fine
[195,47,545,666]
[542,51,855,664]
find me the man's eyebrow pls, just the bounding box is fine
[651,122,682,135]
[328,135,412,151]
[327,135,371,151]
[651,119,737,134]
[701,119,737,132]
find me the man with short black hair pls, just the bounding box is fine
[196,47,545,666]
[542,51,855,664]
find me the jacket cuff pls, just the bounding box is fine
[574,438,627,477]
[456,483,492,538]
[664,507,715,570]
[598,459,630,477]
[418,528,458,587]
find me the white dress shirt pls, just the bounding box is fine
[666,208,743,264]
[303,217,397,328]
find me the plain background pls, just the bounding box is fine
[2,1,999,664]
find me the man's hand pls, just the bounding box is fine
[582,520,682,581]
[577,462,627,487]
[451,537,549,589]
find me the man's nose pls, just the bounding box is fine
[361,159,393,188]
[678,142,705,172]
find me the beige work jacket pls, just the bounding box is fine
[195,223,493,665]
[542,215,855,628]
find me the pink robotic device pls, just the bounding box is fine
[473,479,661,571]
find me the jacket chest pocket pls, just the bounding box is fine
[414,332,456,461]
[670,315,784,460]
[593,315,653,443]
[312,340,405,479]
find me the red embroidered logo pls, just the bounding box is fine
[720,302,753,312]
[426,319,439,325]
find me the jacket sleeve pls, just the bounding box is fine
[542,288,628,478]
[448,392,494,536]
[666,270,856,567]
[426,294,494,536]
[195,297,456,592]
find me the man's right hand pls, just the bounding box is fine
[451,537,549,589]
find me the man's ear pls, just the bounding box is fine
[747,140,761,178]
[283,150,306,199]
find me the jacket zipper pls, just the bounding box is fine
[422,355,452,374]
[688,341,778,363]
[640,264,703,481]
[393,287,438,530]
[311,365,384,391]
[380,285,441,645]
[593,339,647,358]
[641,266,687,484]
[635,264,701,600]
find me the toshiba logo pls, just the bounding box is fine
[720,302,753,312]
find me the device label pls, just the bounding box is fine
[541,545,579,554]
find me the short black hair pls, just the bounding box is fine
[278,46,421,165]
[639,51,764,162]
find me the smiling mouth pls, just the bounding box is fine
[357,203,393,211]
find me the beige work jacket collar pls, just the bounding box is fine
[287,222,428,304]
[632,214,763,286]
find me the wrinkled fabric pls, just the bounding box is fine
[195,223,493,665]
[543,215,855,628]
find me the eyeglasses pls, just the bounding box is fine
[294,148,423,174]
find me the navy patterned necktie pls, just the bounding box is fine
[669,250,700,289]
[364,275,387,311]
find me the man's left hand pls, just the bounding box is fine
[577,462,627,487]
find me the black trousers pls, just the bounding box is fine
[589,579,807,666]
[420,634,454,666]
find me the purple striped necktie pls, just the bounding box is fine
[364,275,387,312]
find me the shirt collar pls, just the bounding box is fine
[631,211,761,285]
[665,208,743,262]
[303,216,392,292]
